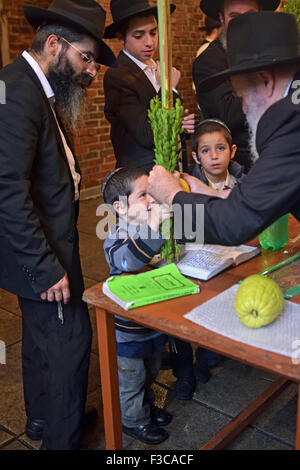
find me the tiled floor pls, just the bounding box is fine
[0,198,297,450]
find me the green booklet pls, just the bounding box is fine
[102,263,200,310]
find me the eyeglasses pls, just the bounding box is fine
[58,36,100,72]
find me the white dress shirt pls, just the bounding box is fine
[122,49,161,92]
[122,49,183,169]
[22,50,81,201]
[205,170,237,191]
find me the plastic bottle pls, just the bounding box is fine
[258,214,289,250]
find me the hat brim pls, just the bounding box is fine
[197,54,300,92]
[103,4,176,39]
[200,0,280,21]
[23,5,116,67]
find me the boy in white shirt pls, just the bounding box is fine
[103,0,196,172]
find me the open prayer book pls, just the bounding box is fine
[151,244,260,281]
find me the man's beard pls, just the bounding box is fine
[47,54,93,129]
[245,92,267,163]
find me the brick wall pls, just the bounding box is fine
[4,0,205,190]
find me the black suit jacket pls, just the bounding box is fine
[0,56,80,300]
[173,78,300,245]
[192,39,252,172]
[104,51,188,172]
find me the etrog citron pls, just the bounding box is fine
[179,178,190,192]
[234,274,284,328]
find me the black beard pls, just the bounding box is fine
[47,55,93,128]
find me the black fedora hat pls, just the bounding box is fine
[200,0,280,21]
[23,0,116,66]
[104,0,176,39]
[197,11,300,92]
[199,16,221,31]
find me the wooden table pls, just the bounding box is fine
[83,217,300,450]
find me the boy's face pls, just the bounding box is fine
[118,15,158,64]
[125,175,156,224]
[194,132,237,183]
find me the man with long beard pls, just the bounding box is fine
[147,11,300,244]
[0,0,115,450]
[192,0,280,173]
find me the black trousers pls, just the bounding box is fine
[18,249,92,450]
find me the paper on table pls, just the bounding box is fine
[184,284,300,358]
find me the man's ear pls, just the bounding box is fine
[230,144,237,160]
[256,69,275,98]
[45,34,61,58]
[116,32,125,44]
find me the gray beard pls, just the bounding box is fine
[246,114,260,163]
[57,88,87,130]
[245,99,267,164]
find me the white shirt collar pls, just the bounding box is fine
[205,170,236,191]
[284,78,293,98]
[22,50,55,101]
[122,49,156,71]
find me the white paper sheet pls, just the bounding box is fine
[184,284,300,358]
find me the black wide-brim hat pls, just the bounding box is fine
[197,11,300,92]
[104,0,176,39]
[200,0,280,21]
[23,0,116,66]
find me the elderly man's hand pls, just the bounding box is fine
[182,173,231,199]
[148,165,182,206]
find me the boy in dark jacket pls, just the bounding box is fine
[191,118,245,381]
[192,118,244,192]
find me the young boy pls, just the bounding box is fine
[102,167,173,445]
[191,118,244,191]
[190,118,245,382]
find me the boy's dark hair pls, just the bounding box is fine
[102,167,147,206]
[192,119,233,154]
[30,22,87,56]
[117,12,157,38]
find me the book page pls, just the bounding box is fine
[184,243,259,265]
[151,244,259,280]
[177,250,233,280]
